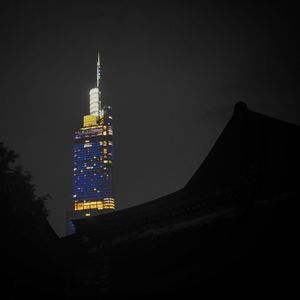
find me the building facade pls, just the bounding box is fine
[67,53,115,235]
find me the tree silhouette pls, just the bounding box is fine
[0,142,49,219]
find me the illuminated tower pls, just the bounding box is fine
[67,53,115,235]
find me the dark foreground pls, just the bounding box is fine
[4,103,299,299]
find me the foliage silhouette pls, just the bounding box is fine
[0,142,49,219]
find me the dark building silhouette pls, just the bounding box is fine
[64,102,299,298]
[58,102,300,299]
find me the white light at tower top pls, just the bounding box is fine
[89,88,100,116]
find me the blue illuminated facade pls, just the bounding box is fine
[72,106,115,211]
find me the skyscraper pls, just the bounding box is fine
[66,53,115,235]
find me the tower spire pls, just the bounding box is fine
[97,52,100,88]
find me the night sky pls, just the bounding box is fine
[0,1,298,236]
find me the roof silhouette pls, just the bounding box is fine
[73,102,300,238]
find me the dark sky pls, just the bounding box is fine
[0,1,298,236]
